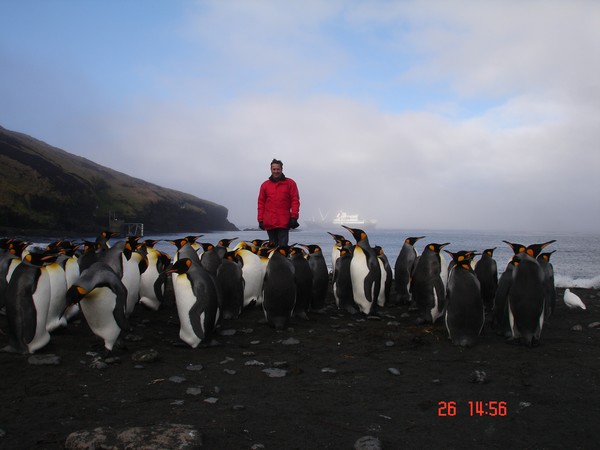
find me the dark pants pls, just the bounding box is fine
[267,228,290,247]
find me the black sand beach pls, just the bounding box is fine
[1,286,599,449]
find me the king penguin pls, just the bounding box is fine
[374,245,393,307]
[289,246,313,320]
[474,248,498,313]
[262,246,296,330]
[506,240,555,346]
[118,237,147,316]
[216,251,244,320]
[139,240,171,311]
[66,262,130,352]
[538,251,557,319]
[199,242,222,276]
[2,253,51,354]
[507,252,545,346]
[492,258,515,338]
[0,250,21,311]
[43,253,69,332]
[332,246,356,314]
[166,258,220,348]
[492,240,528,337]
[235,242,265,307]
[327,232,346,279]
[216,238,238,259]
[302,244,329,312]
[411,242,450,324]
[342,225,381,316]
[444,250,484,347]
[393,236,425,305]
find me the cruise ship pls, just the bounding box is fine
[304,210,377,230]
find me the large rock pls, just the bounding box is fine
[65,423,202,449]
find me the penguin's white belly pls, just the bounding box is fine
[173,274,201,348]
[28,270,51,353]
[80,287,121,350]
[45,264,68,332]
[349,248,370,314]
[122,259,141,315]
[139,262,161,310]
[65,257,80,289]
[242,264,264,307]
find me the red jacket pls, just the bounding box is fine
[257,176,300,230]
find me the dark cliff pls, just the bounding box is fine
[0,125,237,235]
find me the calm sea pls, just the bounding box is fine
[132,228,599,290]
[24,228,599,290]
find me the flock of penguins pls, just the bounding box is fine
[0,225,580,356]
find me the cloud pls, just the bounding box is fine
[1,0,598,232]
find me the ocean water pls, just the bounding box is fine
[133,228,600,290]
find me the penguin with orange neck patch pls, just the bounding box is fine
[65,262,129,352]
[2,253,52,354]
[342,226,381,316]
[474,248,498,313]
[394,236,425,305]
[262,246,296,330]
[166,258,220,348]
[411,242,450,324]
[506,240,555,346]
[444,250,484,347]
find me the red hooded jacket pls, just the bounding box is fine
[257,175,300,230]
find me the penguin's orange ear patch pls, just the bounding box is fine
[76,286,87,296]
[185,259,192,269]
[428,244,435,251]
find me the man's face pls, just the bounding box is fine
[271,163,283,179]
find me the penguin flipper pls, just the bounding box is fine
[188,300,206,339]
[112,281,131,331]
[433,278,446,316]
[362,271,375,303]
[20,294,38,346]
[153,272,167,305]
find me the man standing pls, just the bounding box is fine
[257,158,300,246]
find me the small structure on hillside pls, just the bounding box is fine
[108,211,144,237]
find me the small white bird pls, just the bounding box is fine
[564,289,586,310]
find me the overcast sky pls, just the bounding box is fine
[1,0,599,232]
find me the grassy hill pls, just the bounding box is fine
[0,125,237,235]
